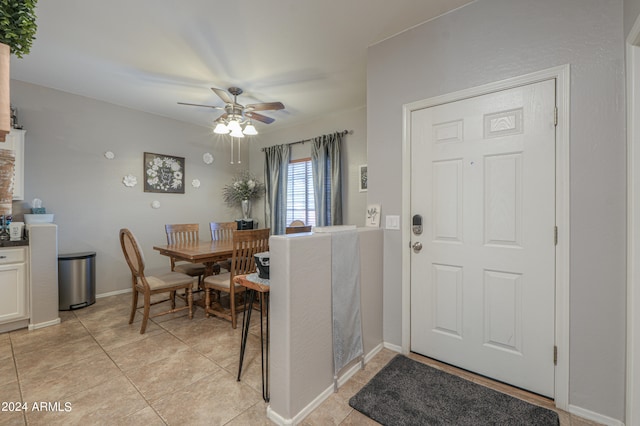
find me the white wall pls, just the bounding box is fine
[246,106,367,229]
[10,80,246,295]
[368,0,626,421]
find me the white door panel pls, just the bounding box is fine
[410,79,556,397]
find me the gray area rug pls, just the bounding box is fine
[349,355,560,426]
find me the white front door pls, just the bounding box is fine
[410,79,556,397]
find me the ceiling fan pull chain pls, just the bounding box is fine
[237,139,242,164]
[230,138,234,164]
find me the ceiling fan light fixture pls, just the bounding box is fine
[227,119,242,132]
[243,123,258,136]
[214,122,229,134]
[229,127,245,138]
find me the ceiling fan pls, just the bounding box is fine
[178,87,285,137]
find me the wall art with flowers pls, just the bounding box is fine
[143,152,185,194]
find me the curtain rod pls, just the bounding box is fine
[261,129,353,152]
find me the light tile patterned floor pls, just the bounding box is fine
[0,293,600,425]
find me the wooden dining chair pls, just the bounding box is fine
[164,224,208,294]
[286,225,312,234]
[210,221,237,272]
[203,228,270,328]
[119,228,194,334]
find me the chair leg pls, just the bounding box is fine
[230,288,237,329]
[129,290,138,324]
[170,290,176,309]
[140,293,151,334]
[204,287,211,318]
[187,288,194,319]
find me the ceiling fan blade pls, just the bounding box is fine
[245,101,285,111]
[177,102,223,110]
[211,87,233,104]
[246,111,275,124]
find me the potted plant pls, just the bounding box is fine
[0,0,38,58]
[222,170,265,219]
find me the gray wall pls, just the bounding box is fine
[247,106,367,229]
[10,80,245,295]
[367,0,625,420]
[9,80,367,295]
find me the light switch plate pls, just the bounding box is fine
[386,215,400,230]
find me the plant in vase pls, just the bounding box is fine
[0,0,39,58]
[0,0,38,142]
[222,170,265,219]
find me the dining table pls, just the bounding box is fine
[153,239,234,278]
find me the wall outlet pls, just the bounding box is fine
[386,215,400,230]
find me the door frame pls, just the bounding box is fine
[400,65,570,410]
[626,15,640,426]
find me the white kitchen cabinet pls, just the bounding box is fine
[3,128,25,200]
[0,247,28,324]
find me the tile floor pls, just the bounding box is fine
[1,293,600,425]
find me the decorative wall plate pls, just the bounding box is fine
[151,200,161,209]
[191,178,201,188]
[104,151,115,160]
[122,174,137,187]
[203,152,214,164]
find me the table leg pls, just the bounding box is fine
[238,288,256,381]
[262,292,270,402]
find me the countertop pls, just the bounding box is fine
[0,239,29,247]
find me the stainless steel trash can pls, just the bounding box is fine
[58,251,96,310]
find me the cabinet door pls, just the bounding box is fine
[0,262,27,323]
[3,129,24,200]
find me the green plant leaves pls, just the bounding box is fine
[0,0,38,58]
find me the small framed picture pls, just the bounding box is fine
[143,152,185,194]
[359,164,368,192]
[366,204,381,227]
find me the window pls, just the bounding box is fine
[287,158,315,226]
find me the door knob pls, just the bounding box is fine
[412,242,423,253]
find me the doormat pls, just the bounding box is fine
[349,355,559,426]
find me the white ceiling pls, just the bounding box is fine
[10,0,473,133]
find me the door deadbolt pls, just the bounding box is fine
[412,214,423,235]
[412,242,423,253]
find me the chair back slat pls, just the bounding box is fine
[210,221,237,242]
[230,229,270,276]
[165,223,200,245]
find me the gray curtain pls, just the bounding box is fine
[311,132,343,226]
[264,144,290,235]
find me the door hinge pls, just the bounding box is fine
[553,345,558,365]
[554,106,558,126]
[554,226,558,245]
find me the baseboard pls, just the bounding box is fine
[28,317,61,330]
[364,342,385,363]
[0,318,29,333]
[96,288,131,298]
[267,343,386,425]
[267,405,295,425]
[383,341,403,354]
[568,404,624,426]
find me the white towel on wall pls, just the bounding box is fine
[331,229,364,378]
